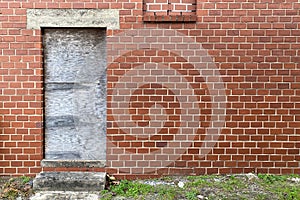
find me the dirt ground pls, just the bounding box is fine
[0,174,299,200]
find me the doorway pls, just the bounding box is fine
[43,28,106,161]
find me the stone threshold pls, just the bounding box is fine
[41,160,106,168]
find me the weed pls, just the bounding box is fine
[111,180,154,198]
[185,189,198,200]
[284,186,300,200]
[155,185,177,200]
[256,174,300,200]
[288,174,300,178]
[273,185,300,200]
[258,174,287,184]
[100,190,113,200]
[160,176,173,182]
[21,176,31,184]
[187,176,197,181]
[186,180,204,188]
[225,175,245,190]
[2,188,19,200]
[185,176,210,188]
[256,193,269,200]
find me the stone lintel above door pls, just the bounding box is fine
[27,9,120,30]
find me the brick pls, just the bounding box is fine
[0,0,299,178]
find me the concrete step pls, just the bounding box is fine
[30,191,100,200]
[33,172,106,191]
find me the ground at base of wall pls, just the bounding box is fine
[101,174,300,200]
[0,174,299,200]
[0,176,33,200]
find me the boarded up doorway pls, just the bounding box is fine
[43,28,106,162]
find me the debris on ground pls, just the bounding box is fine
[0,176,33,200]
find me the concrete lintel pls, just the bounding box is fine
[27,9,120,29]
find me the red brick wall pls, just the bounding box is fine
[0,0,300,177]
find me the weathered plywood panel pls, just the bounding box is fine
[43,28,106,160]
[44,29,106,83]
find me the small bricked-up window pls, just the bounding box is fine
[143,0,197,22]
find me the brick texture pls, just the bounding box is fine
[0,0,300,177]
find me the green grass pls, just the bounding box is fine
[156,185,177,200]
[185,188,198,200]
[104,180,155,198]
[257,174,300,200]
[21,176,31,184]
[100,174,300,200]
[219,175,246,191]
[111,180,148,197]
[258,174,288,184]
